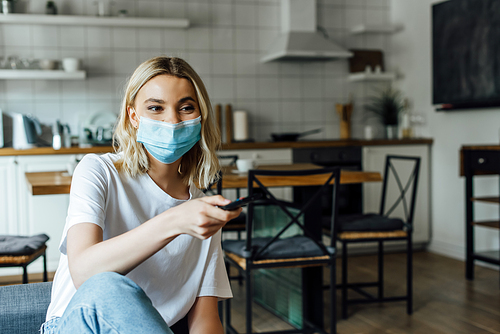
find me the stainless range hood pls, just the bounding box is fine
[261,0,352,63]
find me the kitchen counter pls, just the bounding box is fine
[0,138,433,156]
[0,146,115,156]
[220,138,433,150]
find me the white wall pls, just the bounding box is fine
[0,0,392,143]
[389,0,500,260]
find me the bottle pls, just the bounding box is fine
[62,124,71,148]
[45,1,57,15]
[52,121,61,150]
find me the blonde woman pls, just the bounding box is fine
[42,57,241,334]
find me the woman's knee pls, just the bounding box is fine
[78,272,144,299]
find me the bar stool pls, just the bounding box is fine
[0,234,49,284]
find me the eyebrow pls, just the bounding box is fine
[143,96,197,104]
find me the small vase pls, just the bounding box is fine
[385,125,398,139]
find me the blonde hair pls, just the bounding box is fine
[113,56,221,189]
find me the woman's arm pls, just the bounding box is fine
[67,195,241,289]
[187,296,223,334]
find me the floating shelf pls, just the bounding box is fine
[0,70,86,80]
[351,24,403,35]
[0,13,189,28]
[348,72,396,82]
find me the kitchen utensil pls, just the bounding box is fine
[270,128,322,142]
[9,112,42,149]
[233,110,248,141]
[225,104,232,144]
[215,104,221,134]
[1,0,14,14]
[52,121,61,150]
[39,59,57,70]
[0,109,4,147]
[236,158,257,172]
[45,1,57,15]
[62,58,80,72]
[336,102,353,139]
[82,111,117,145]
[95,0,111,16]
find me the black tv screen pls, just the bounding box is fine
[432,0,500,110]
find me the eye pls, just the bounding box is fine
[147,105,163,112]
[180,104,196,113]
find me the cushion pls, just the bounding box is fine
[223,235,325,260]
[0,282,52,334]
[0,234,49,255]
[338,213,404,232]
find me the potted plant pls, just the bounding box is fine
[365,86,405,139]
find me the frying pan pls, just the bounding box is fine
[271,128,322,142]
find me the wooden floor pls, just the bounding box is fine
[226,251,500,334]
[1,252,499,333]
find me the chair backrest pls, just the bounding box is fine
[379,155,421,227]
[246,167,341,259]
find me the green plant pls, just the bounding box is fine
[365,86,404,126]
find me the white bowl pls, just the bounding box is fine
[39,59,57,70]
[62,58,80,72]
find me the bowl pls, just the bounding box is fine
[38,59,57,70]
[62,58,80,72]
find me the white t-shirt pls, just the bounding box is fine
[45,153,232,326]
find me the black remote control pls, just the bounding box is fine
[219,193,263,210]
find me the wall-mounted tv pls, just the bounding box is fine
[432,0,500,111]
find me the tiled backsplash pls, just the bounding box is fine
[0,0,391,143]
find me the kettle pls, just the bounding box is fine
[10,112,42,150]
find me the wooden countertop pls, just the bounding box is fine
[1,138,433,156]
[221,138,433,150]
[461,144,500,151]
[0,146,115,156]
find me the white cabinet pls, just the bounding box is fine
[0,156,18,235]
[362,145,431,245]
[0,154,79,276]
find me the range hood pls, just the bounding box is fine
[261,0,352,63]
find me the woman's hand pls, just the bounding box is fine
[165,195,242,240]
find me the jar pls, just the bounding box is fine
[1,0,14,14]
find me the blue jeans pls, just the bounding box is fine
[41,272,173,334]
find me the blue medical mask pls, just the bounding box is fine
[136,116,201,164]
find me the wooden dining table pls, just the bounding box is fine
[25,163,382,196]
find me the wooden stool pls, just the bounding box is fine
[0,245,48,284]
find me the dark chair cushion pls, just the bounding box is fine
[223,235,325,260]
[0,282,52,334]
[0,234,49,255]
[338,213,404,232]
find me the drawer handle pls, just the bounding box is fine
[478,158,486,164]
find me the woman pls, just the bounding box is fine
[42,57,241,333]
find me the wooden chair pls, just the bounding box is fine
[332,155,420,319]
[0,234,49,284]
[223,167,341,334]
